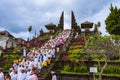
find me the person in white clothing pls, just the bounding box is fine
[12,70,17,80]
[51,71,57,80]
[43,54,48,62]
[26,69,31,80]
[23,48,27,57]
[17,69,26,80]
[9,69,14,80]
[0,68,4,80]
[37,60,42,72]
[34,56,38,67]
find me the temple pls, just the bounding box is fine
[39,11,95,37]
[40,11,64,36]
[81,21,94,36]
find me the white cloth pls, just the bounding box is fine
[52,75,57,80]
[12,74,17,80]
[37,62,42,69]
[26,71,31,80]
[17,73,26,80]
[10,71,14,80]
[0,72,4,80]
[43,56,48,62]
[23,49,26,57]
[34,58,38,67]
[28,61,34,69]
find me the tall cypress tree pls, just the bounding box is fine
[105,4,120,35]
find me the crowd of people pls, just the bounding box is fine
[0,30,71,80]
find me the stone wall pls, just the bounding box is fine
[55,73,120,80]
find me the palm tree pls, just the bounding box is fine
[28,26,32,40]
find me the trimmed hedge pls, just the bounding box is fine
[74,65,88,73]
[2,64,11,70]
[63,64,88,73]
[63,65,71,72]
[2,54,22,59]
[69,45,83,50]
[69,54,82,62]
[68,49,84,54]
[103,65,120,74]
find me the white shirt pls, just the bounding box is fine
[17,72,26,80]
[34,57,38,67]
[12,73,17,80]
[0,72,4,80]
[43,55,48,62]
[10,71,14,80]
[26,71,31,80]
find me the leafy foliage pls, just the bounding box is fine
[84,35,119,60]
[13,48,18,53]
[74,65,88,73]
[63,65,71,72]
[84,35,120,80]
[69,54,81,62]
[3,54,22,59]
[103,65,120,74]
[105,4,120,35]
[3,55,9,59]
[28,25,32,32]
[94,21,101,34]
[69,45,83,50]
[63,64,88,73]
[68,49,84,54]
[28,25,32,40]
[2,64,11,70]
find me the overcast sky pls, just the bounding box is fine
[0,0,120,40]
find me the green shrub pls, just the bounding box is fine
[9,59,14,63]
[2,55,9,59]
[69,45,83,50]
[9,55,19,59]
[68,49,84,54]
[2,64,11,70]
[103,65,120,74]
[97,66,101,72]
[69,54,81,62]
[19,56,24,59]
[79,65,88,73]
[74,65,88,73]
[63,65,71,72]
[13,48,18,53]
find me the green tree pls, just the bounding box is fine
[94,21,101,35]
[28,26,32,40]
[111,35,120,59]
[84,35,119,80]
[105,4,120,35]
